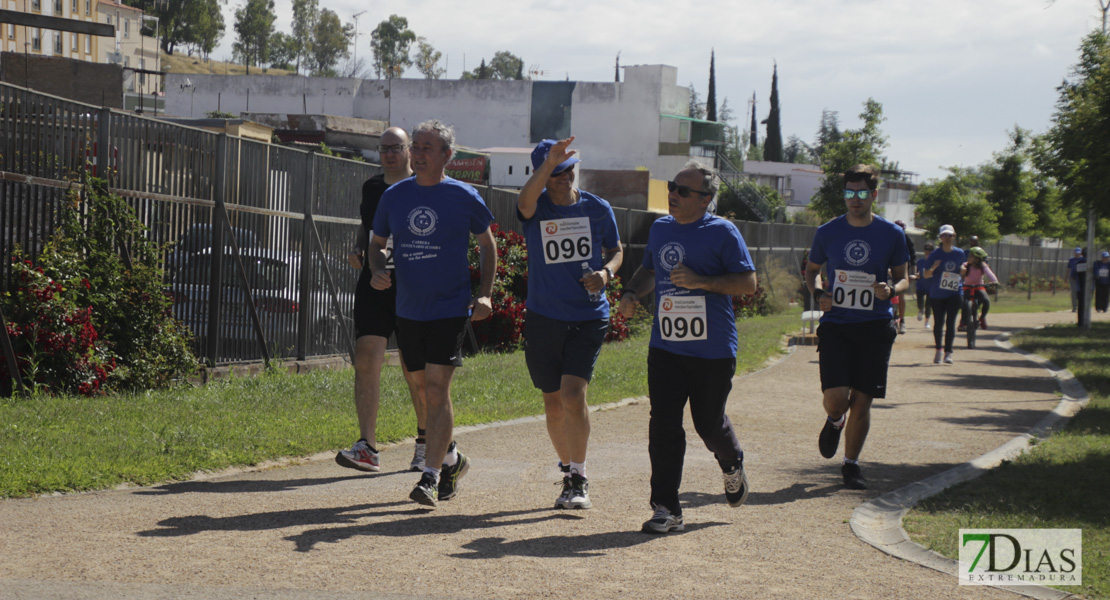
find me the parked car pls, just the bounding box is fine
[166,223,260,276]
[169,248,356,361]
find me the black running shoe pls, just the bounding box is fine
[841,462,868,490]
[818,418,843,459]
[723,462,749,508]
[438,444,470,501]
[409,472,438,507]
[566,474,592,509]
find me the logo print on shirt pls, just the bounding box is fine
[945,260,957,272]
[545,222,558,235]
[659,242,685,271]
[407,207,438,236]
[844,240,871,267]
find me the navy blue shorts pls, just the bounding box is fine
[816,318,898,398]
[396,316,468,372]
[523,311,608,393]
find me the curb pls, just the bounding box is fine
[849,328,1090,600]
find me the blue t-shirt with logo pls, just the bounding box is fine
[915,256,933,292]
[373,177,495,321]
[808,215,908,325]
[1096,261,1110,285]
[642,213,755,359]
[518,189,621,322]
[925,247,968,300]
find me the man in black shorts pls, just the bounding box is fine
[336,126,428,474]
[368,120,497,507]
[805,164,908,490]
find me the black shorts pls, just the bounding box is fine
[816,318,898,398]
[523,311,609,393]
[353,268,398,339]
[396,316,469,372]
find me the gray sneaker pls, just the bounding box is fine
[943,352,954,364]
[554,476,572,509]
[723,462,749,508]
[566,474,592,509]
[642,503,684,534]
[409,443,426,472]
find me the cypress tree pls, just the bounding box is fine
[749,91,758,149]
[707,49,717,121]
[764,62,784,162]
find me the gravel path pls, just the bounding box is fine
[0,310,1100,600]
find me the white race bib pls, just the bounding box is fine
[939,270,962,292]
[540,217,592,265]
[832,270,876,311]
[659,295,708,341]
[1098,267,1109,278]
[370,231,395,270]
[1077,262,1088,273]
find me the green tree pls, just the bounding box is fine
[290,0,319,74]
[308,9,352,76]
[763,62,783,162]
[809,98,888,221]
[688,83,705,119]
[144,0,225,56]
[717,180,783,222]
[413,37,445,79]
[489,50,524,80]
[983,127,1038,237]
[267,31,298,70]
[783,136,814,164]
[707,49,717,122]
[813,109,842,160]
[370,14,416,79]
[232,0,276,74]
[911,167,999,242]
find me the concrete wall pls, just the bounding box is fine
[579,169,649,211]
[1,52,122,108]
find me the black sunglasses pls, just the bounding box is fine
[667,180,711,198]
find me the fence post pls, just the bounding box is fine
[205,134,229,367]
[296,152,315,361]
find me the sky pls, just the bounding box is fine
[212,0,1104,182]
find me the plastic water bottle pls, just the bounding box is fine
[582,262,601,302]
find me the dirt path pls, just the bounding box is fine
[0,311,1100,600]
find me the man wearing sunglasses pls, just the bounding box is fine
[338,126,428,475]
[517,136,623,510]
[618,163,758,534]
[806,164,908,490]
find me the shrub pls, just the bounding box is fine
[1006,271,1068,292]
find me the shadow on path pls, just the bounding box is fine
[450,522,728,559]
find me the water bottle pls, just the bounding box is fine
[581,262,601,302]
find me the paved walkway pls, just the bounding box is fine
[0,311,1101,600]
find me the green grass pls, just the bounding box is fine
[0,310,800,498]
[902,289,1075,317]
[903,322,1110,600]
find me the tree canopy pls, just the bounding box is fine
[808,98,888,221]
[232,0,276,73]
[308,9,353,76]
[370,15,416,79]
[413,37,445,79]
[912,167,999,243]
[290,0,319,74]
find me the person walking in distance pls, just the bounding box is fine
[915,243,934,329]
[806,164,908,490]
[517,137,623,509]
[924,225,966,365]
[368,120,497,508]
[336,127,429,474]
[619,162,758,533]
[1095,251,1110,313]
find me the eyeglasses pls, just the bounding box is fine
[379,144,408,155]
[668,180,711,198]
[843,189,873,200]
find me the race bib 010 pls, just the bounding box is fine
[832,270,876,311]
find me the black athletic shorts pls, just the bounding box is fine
[816,318,898,398]
[396,316,469,372]
[353,268,397,339]
[523,311,609,393]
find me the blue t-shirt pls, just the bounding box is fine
[372,177,494,321]
[642,213,755,359]
[1068,256,1082,280]
[518,189,621,321]
[808,215,908,325]
[1096,261,1110,285]
[926,246,967,299]
[915,256,933,292]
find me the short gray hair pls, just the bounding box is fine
[412,119,455,160]
[683,161,719,200]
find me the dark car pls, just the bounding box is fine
[166,223,261,275]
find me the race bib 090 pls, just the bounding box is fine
[659,295,708,341]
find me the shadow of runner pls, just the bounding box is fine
[449,522,728,559]
[137,500,413,537]
[134,474,378,495]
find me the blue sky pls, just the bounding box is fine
[213,0,1102,181]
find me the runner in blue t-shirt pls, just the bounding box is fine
[914,243,935,329]
[618,163,757,534]
[368,120,497,509]
[923,225,966,364]
[1096,251,1110,313]
[806,164,908,491]
[517,137,623,511]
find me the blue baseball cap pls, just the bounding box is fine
[531,139,580,175]
[1102,251,1109,258]
[1075,247,1083,253]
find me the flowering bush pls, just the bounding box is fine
[733,285,773,319]
[467,223,631,352]
[1006,271,1068,292]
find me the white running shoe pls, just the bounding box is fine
[410,443,426,472]
[335,439,380,472]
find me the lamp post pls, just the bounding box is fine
[352,10,366,64]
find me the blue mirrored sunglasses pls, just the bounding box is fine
[844,189,873,200]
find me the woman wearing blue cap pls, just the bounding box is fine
[517,136,624,510]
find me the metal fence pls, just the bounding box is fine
[0,82,1076,367]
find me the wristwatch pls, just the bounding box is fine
[603,266,614,281]
[813,288,826,302]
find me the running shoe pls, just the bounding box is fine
[934,349,943,364]
[642,503,684,534]
[410,443,426,472]
[566,474,592,509]
[979,316,988,330]
[554,476,573,509]
[924,321,931,330]
[335,439,380,472]
[958,321,967,332]
[437,443,470,501]
[842,462,868,490]
[917,313,923,322]
[723,462,749,508]
[409,472,438,507]
[818,417,843,459]
[898,320,906,334]
[944,352,954,364]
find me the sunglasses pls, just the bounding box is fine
[379,144,408,155]
[668,180,711,198]
[551,168,574,178]
[843,189,873,200]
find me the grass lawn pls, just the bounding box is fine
[902,322,1110,600]
[0,310,800,498]
[902,289,1075,317]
